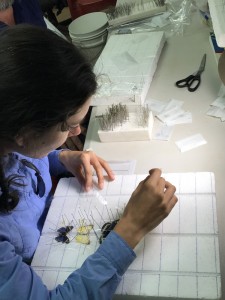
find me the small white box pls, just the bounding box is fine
[97,111,154,142]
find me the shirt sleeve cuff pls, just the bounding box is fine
[97,231,136,276]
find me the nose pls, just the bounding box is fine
[68,126,81,137]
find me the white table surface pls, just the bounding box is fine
[84,10,225,299]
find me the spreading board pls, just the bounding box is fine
[32,173,221,299]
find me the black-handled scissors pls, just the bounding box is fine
[175,54,206,92]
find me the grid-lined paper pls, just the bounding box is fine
[32,173,221,299]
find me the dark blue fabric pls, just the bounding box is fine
[0,0,46,30]
[13,0,46,27]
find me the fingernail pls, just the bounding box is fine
[111,172,115,179]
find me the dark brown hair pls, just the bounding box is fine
[0,24,97,211]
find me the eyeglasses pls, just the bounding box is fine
[61,122,80,134]
[67,124,80,134]
[20,159,46,197]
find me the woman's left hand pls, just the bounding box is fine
[59,150,115,191]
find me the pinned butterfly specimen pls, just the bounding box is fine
[75,234,91,245]
[99,219,119,244]
[55,225,74,244]
[75,219,93,245]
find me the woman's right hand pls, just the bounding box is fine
[114,168,178,249]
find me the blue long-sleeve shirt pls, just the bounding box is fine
[0,0,46,30]
[0,151,136,299]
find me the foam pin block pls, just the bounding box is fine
[98,111,154,142]
[96,104,154,142]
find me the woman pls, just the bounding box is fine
[0,24,177,299]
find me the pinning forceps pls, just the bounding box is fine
[175,54,206,92]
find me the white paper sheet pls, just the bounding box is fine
[175,134,207,152]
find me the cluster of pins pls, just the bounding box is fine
[89,204,125,244]
[48,202,125,247]
[154,0,165,6]
[97,103,151,131]
[97,103,129,131]
[107,0,165,21]
[135,105,150,127]
[107,2,135,20]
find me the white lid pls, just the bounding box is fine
[68,12,108,37]
[69,28,107,40]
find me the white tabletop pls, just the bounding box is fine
[84,11,225,298]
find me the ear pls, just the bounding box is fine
[14,134,25,148]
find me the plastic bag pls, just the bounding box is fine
[165,0,193,35]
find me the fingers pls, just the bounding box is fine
[132,168,162,195]
[148,168,162,179]
[93,160,104,190]
[142,168,162,184]
[164,181,178,212]
[145,168,162,186]
[80,153,94,192]
[165,181,176,198]
[135,169,177,215]
[59,150,115,191]
[143,168,164,194]
[82,152,115,191]
[93,157,115,190]
[97,157,115,181]
[74,167,85,188]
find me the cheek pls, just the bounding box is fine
[40,131,69,149]
[54,132,70,145]
[19,130,70,158]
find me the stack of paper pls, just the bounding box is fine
[92,31,165,106]
[156,99,192,126]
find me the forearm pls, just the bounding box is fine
[114,218,143,249]
[48,149,70,177]
[0,232,135,300]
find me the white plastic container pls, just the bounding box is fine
[68,12,108,64]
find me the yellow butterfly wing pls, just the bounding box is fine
[75,234,90,245]
[77,224,93,235]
